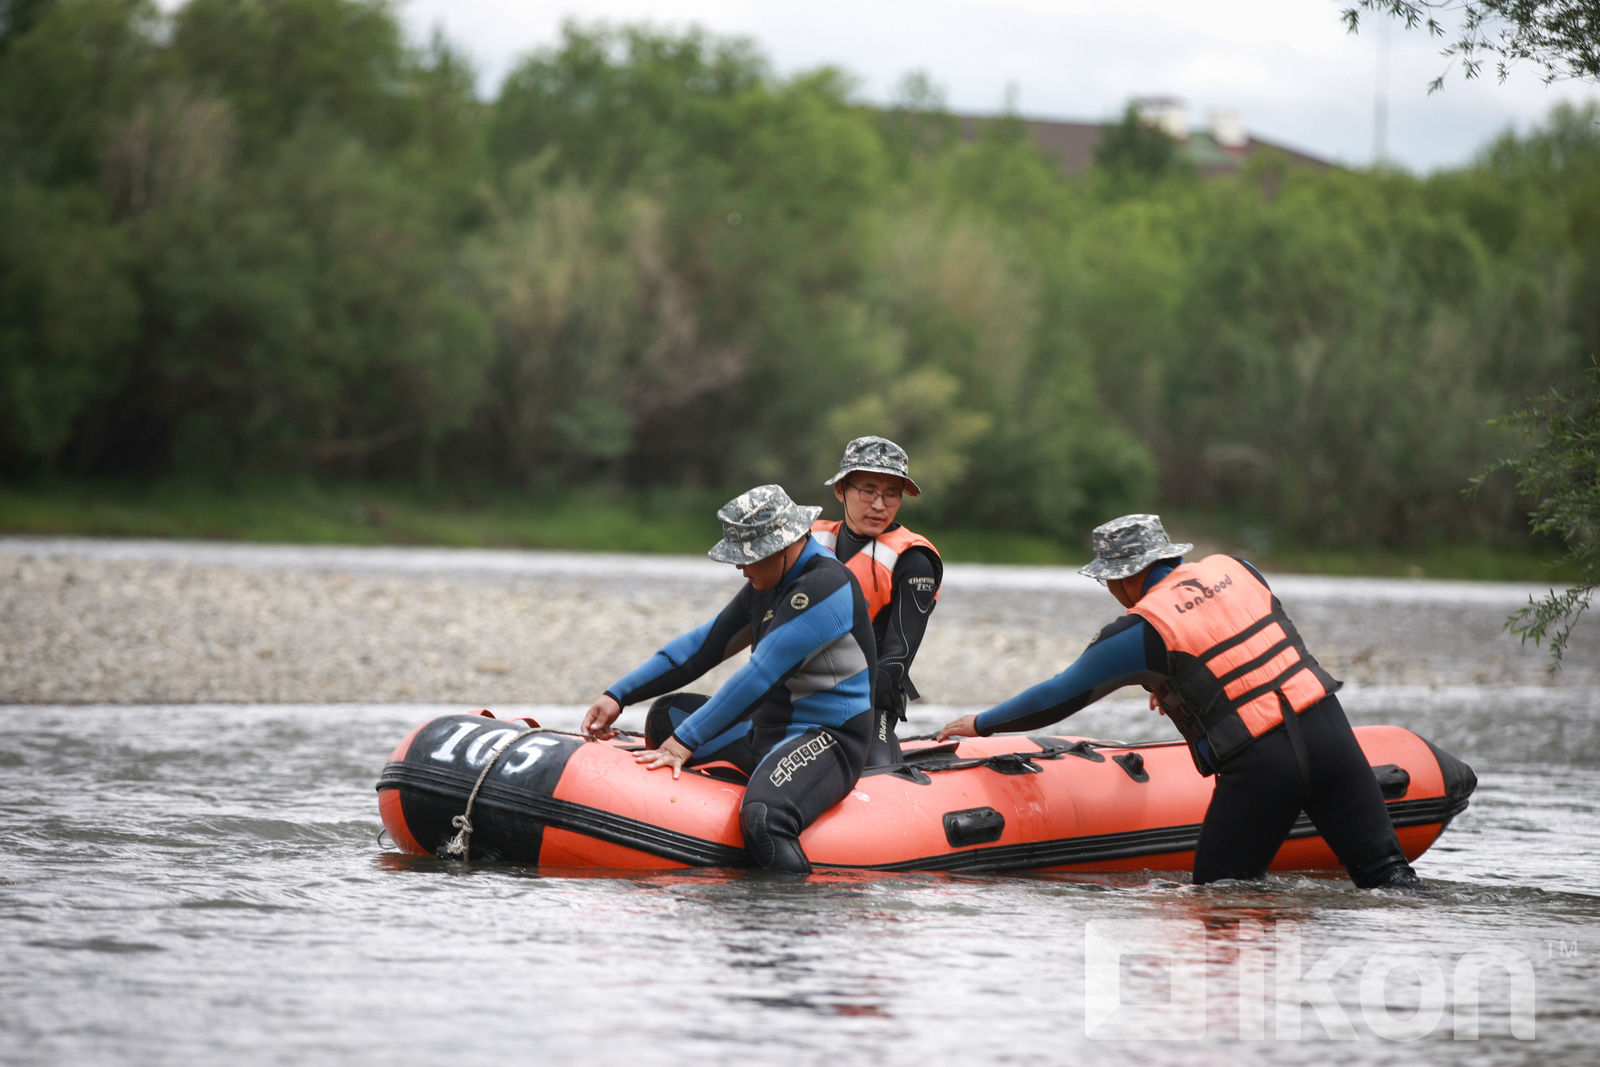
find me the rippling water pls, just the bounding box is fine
[3,688,1597,1066]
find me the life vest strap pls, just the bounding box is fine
[1211,632,1295,689]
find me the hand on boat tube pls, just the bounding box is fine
[581,694,623,740]
[936,714,979,741]
[635,737,693,779]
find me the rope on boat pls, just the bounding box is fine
[444,724,538,860]
[537,727,645,740]
[441,724,649,859]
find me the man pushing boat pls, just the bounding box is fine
[938,513,1424,890]
[581,484,878,873]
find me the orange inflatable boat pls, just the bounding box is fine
[376,711,1476,874]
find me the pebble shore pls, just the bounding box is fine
[3,538,1592,708]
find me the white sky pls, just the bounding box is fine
[390,0,1600,173]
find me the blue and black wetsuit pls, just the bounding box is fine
[828,522,941,765]
[975,561,1417,889]
[609,536,877,872]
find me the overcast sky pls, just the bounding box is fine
[386,0,1600,174]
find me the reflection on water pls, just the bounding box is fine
[1,702,1597,1066]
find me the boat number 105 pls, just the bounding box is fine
[428,722,563,775]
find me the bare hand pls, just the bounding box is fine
[581,694,623,740]
[634,736,692,779]
[936,713,980,741]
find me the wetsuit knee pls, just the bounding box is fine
[740,802,812,874]
[864,708,903,767]
[645,694,707,749]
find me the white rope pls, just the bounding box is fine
[443,725,537,860]
[440,724,649,859]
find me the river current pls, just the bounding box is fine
[3,545,1598,1065]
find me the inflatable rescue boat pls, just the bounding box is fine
[376,711,1476,874]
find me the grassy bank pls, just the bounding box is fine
[0,478,1575,583]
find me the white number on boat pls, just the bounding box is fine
[429,721,563,772]
[428,721,483,763]
[464,728,523,767]
[501,735,563,775]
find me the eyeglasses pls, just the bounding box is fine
[846,481,903,504]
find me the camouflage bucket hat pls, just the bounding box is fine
[823,435,922,496]
[1078,513,1194,581]
[707,484,823,566]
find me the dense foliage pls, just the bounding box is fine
[2,0,1598,551]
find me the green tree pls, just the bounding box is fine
[1091,103,1197,193]
[1158,166,1520,546]
[1470,362,1600,666]
[1348,7,1598,660]
[488,21,768,190]
[0,176,137,468]
[1,0,62,48]
[0,0,163,186]
[1343,1,1600,86]
[879,71,961,177]
[170,0,414,159]
[101,119,492,481]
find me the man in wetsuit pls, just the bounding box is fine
[938,514,1421,889]
[581,484,877,874]
[811,436,941,766]
[646,436,942,768]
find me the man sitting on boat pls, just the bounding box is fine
[810,435,942,767]
[938,513,1423,890]
[581,484,878,874]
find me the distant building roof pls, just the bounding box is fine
[954,112,1338,177]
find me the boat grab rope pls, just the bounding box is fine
[442,724,649,859]
[531,727,645,740]
[444,725,538,860]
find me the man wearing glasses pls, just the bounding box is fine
[811,436,942,766]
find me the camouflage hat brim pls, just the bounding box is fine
[1079,544,1192,581]
[823,435,921,496]
[708,507,821,565]
[823,466,921,496]
[1078,513,1192,580]
[706,484,824,566]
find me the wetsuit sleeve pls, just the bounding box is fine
[974,615,1165,735]
[606,593,754,708]
[672,580,863,751]
[875,547,939,711]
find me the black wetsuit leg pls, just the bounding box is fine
[1296,695,1420,888]
[1193,725,1307,884]
[1193,695,1420,888]
[864,703,904,767]
[645,694,757,776]
[739,726,860,874]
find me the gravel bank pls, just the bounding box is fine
[3,537,1592,707]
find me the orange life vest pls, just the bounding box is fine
[810,520,940,619]
[1130,554,1340,765]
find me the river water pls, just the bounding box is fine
[3,545,1598,1065]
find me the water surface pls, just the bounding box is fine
[3,692,1596,1066]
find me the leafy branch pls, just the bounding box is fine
[1343,1,1600,90]
[1469,358,1600,667]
